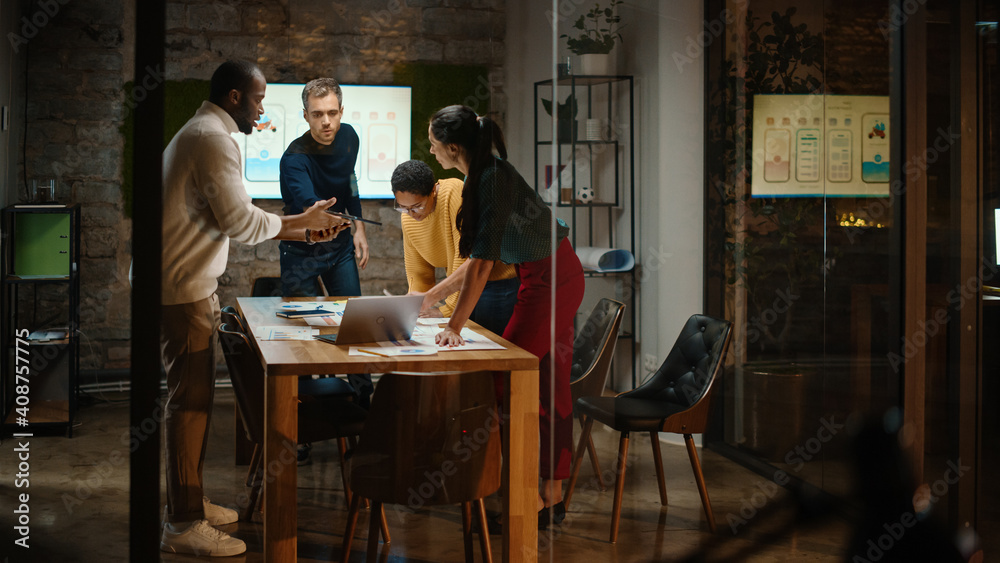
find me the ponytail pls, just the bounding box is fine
[430,105,508,257]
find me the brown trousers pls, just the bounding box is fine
[160,294,220,523]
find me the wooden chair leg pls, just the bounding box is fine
[610,431,630,544]
[684,434,716,533]
[337,436,352,507]
[367,500,383,563]
[649,431,668,505]
[461,501,474,563]
[475,498,494,563]
[342,493,363,563]
[242,444,262,522]
[565,416,595,509]
[378,504,391,545]
[245,444,261,487]
[587,431,607,491]
[244,478,262,523]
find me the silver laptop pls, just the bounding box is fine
[315,294,423,345]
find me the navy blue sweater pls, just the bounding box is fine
[279,124,362,249]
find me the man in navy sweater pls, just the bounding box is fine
[279,77,369,296]
[279,78,374,423]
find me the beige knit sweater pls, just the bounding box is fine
[161,101,281,305]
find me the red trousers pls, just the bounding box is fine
[502,238,585,480]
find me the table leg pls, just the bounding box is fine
[503,369,539,562]
[264,375,298,561]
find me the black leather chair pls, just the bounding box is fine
[250,276,284,297]
[253,274,329,297]
[568,298,626,492]
[565,314,733,542]
[218,323,372,521]
[221,304,356,398]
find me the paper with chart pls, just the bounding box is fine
[257,326,320,341]
[278,300,346,312]
[411,327,506,351]
[347,326,505,356]
[303,311,345,326]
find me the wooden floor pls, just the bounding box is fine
[2,387,974,562]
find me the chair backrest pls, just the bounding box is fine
[251,276,283,297]
[570,298,626,405]
[349,371,501,506]
[218,323,265,445]
[625,314,732,411]
[220,305,246,333]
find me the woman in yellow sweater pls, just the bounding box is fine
[390,159,519,336]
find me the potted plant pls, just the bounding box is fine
[541,94,578,143]
[561,0,625,76]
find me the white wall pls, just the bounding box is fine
[505,0,706,391]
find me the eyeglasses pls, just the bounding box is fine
[393,186,436,214]
[393,200,427,214]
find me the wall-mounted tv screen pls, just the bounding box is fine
[232,83,412,199]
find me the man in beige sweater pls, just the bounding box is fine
[159,60,347,557]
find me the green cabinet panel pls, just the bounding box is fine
[13,213,70,276]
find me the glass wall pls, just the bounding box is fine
[706,0,895,497]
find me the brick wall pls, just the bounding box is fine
[21,0,506,370]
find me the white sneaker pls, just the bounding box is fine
[160,519,246,557]
[203,496,238,526]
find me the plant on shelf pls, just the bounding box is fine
[541,94,578,142]
[561,0,625,55]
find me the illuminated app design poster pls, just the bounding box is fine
[751,94,889,197]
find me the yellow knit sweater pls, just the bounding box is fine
[401,178,517,316]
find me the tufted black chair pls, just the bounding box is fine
[565,314,732,542]
[568,298,626,491]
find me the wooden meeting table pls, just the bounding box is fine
[236,296,540,562]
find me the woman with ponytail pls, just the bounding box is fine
[425,104,585,528]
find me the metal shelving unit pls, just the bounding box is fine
[1,204,81,437]
[534,75,637,386]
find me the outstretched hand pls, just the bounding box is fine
[304,197,350,231]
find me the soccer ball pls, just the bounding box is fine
[576,185,595,203]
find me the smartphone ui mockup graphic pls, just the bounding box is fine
[245,105,285,182]
[827,129,852,182]
[367,123,397,182]
[795,129,821,183]
[763,128,790,182]
[861,113,889,183]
